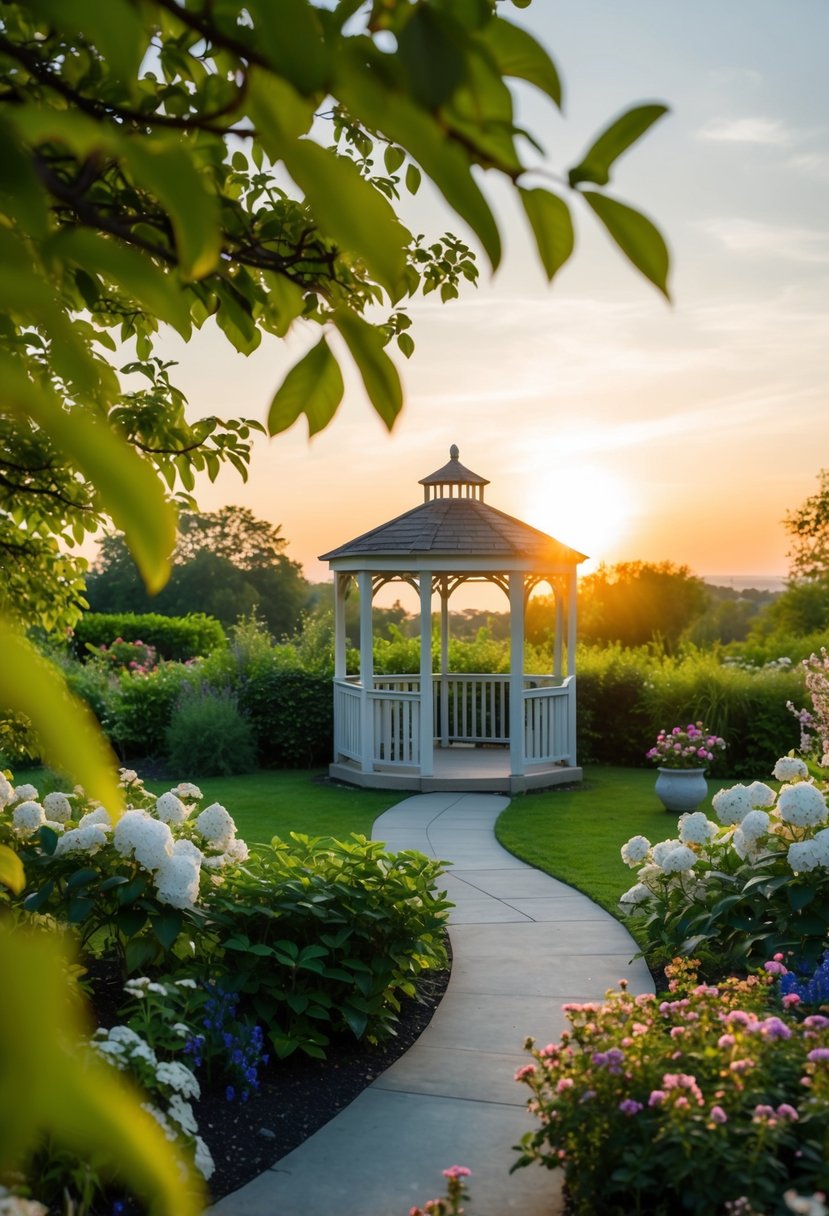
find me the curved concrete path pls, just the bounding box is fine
[209,792,653,1216]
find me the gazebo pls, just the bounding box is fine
[319,446,587,793]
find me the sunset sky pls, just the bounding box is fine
[148,0,829,607]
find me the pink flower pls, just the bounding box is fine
[776,1104,799,1121]
[782,994,801,1008]
[729,1059,755,1073]
[648,1090,666,1106]
[514,1065,536,1081]
[710,1105,728,1124]
[807,1048,829,1062]
[556,1078,574,1093]
[442,1166,471,1180]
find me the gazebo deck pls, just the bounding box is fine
[329,744,582,794]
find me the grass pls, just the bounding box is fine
[495,765,735,917]
[9,766,402,848]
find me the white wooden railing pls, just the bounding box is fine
[334,673,574,769]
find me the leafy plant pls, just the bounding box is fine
[73,613,226,663]
[513,962,829,1215]
[166,688,257,777]
[202,834,452,1058]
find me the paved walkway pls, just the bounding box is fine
[209,792,653,1216]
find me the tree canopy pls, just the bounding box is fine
[784,469,829,584]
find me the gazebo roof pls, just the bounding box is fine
[319,446,588,566]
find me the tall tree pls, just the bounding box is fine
[579,561,709,651]
[784,469,829,583]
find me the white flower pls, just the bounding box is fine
[118,769,141,786]
[195,802,236,849]
[94,1040,127,1062]
[740,810,771,841]
[678,812,718,845]
[620,882,651,907]
[155,792,189,826]
[0,773,14,808]
[637,862,664,888]
[156,1061,201,1100]
[170,782,202,802]
[54,824,109,857]
[114,810,174,873]
[167,1094,199,1136]
[0,1187,49,1215]
[41,792,73,823]
[172,1022,191,1037]
[661,845,697,873]
[651,838,682,867]
[175,978,198,989]
[224,837,249,863]
[107,1025,144,1046]
[79,806,112,829]
[43,820,65,833]
[787,839,829,873]
[620,835,651,867]
[173,837,204,864]
[193,1135,215,1180]
[785,1190,829,1216]
[732,828,764,862]
[123,976,152,995]
[712,785,754,826]
[773,756,809,782]
[12,783,39,803]
[141,1102,177,1142]
[745,781,776,808]
[12,800,45,836]
[154,853,201,909]
[778,783,828,828]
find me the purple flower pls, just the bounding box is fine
[619,1099,643,1116]
[807,1048,829,1062]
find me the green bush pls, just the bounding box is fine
[166,688,257,777]
[237,669,332,767]
[202,833,452,1057]
[73,612,226,662]
[111,663,193,758]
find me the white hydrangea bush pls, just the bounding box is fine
[618,755,829,967]
[0,768,250,951]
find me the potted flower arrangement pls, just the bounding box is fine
[646,721,726,812]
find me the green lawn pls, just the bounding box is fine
[10,766,401,848]
[495,766,734,916]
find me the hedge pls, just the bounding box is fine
[72,612,226,661]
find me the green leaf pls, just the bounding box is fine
[0,622,123,815]
[788,884,816,911]
[336,48,501,270]
[581,192,671,299]
[476,17,561,107]
[123,142,220,280]
[398,6,466,109]
[246,0,329,93]
[67,896,95,925]
[0,846,24,896]
[27,0,146,89]
[0,353,177,592]
[116,874,149,906]
[519,188,574,282]
[569,104,669,188]
[52,230,191,337]
[340,1005,369,1039]
[267,337,344,437]
[23,882,54,914]
[125,936,159,975]
[405,164,422,195]
[384,145,406,174]
[152,908,184,952]
[333,310,403,430]
[66,868,99,893]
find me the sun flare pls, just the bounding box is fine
[521,464,635,568]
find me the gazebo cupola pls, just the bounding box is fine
[319,446,587,794]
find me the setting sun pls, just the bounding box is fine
[521,465,637,570]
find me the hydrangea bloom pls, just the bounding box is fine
[740,810,771,841]
[0,773,13,808]
[745,782,776,808]
[621,835,651,867]
[651,838,682,867]
[712,785,754,826]
[193,1134,215,1181]
[777,783,828,828]
[54,823,109,857]
[620,883,650,907]
[773,756,809,782]
[113,810,174,873]
[41,791,73,823]
[155,791,190,826]
[195,802,236,849]
[12,783,39,803]
[154,853,201,909]
[170,782,202,802]
[787,838,829,874]
[12,800,45,836]
[156,1061,200,1100]
[78,806,112,829]
[661,845,697,873]
[678,812,718,845]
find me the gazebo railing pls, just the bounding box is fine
[335,673,574,769]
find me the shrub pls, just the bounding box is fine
[618,757,829,974]
[202,834,452,1058]
[166,689,257,777]
[88,637,159,674]
[110,663,193,758]
[513,961,829,1216]
[237,670,332,767]
[73,612,226,662]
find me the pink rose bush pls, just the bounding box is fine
[646,721,726,770]
[618,757,829,972]
[513,961,829,1215]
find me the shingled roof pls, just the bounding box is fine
[320,445,587,565]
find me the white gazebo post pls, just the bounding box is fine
[358,569,374,774]
[567,572,578,765]
[419,570,434,777]
[554,579,564,679]
[439,577,450,747]
[509,571,525,777]
[333,573,348,680]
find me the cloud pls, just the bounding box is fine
[698,217,829,263]
[788,152,829,181]
[696,116,793,146]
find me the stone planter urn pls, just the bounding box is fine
[654,767,708,814]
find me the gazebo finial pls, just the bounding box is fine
[450,443,459,460]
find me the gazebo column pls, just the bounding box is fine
[509,572,525,776]
[439,578,449,747]
[567,572,578,765]
[334,573,348,680]
[358,570,374,774]
[419,570,434,776]
[554,581,564,680]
